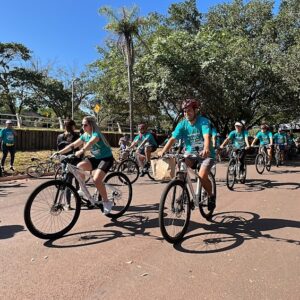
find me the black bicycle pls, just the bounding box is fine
[255,145,272,174]
[226,149,247,190]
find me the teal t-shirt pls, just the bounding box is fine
[172,115,215,158]
[228,130,248,149]
[133,132,157,147]
[80,131,112,159]
[0,128,15,144]
[256,131,272,146]
[273,133,286,145]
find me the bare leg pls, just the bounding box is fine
[93,169,108,201]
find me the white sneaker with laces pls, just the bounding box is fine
[102,200,113,215]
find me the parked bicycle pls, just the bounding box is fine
[117,148,155,184]
[226,149,247,190]
[24,154,132,240]
[255,145,272,174]
[26,156,60,178]
[158,153,217,244]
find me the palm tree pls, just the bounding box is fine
[99,6,145,140]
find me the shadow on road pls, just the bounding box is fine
[0,225,25,239]
[44,229,124,248]
[0,181,27,198]
[174,211,300,254]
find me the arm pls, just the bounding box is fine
[212,135,216,148]
[245,136,250,148]
[202,133,210,158]
[158,137,177,157]
[251,137,258,147]
[220,137,230,149]
[58,138,83,155]
[75,135,99,157]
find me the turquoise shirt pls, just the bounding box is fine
[273,133,287,145]
[0,128,15,145]
[228,130,248,149]
[172,115,215,158]
[133,132,157,147]
[80,131,112,159]
[256,131,273,146]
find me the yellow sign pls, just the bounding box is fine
[94,104,101,113]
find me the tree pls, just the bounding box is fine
[99,5,146,140]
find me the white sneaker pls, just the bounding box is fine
[102,200,113,215]
[77,189,85,198]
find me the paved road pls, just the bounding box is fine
[0,162,299,299]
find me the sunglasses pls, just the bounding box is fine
[82,123,89,127]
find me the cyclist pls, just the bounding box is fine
[56,116,114,214]
[251,123,273,165]
[220,121,250,175]
[211,127,222,161]
[1,120,17,172]
[128,124,158,176]
[273,127,287,164]
[158,98,216,210]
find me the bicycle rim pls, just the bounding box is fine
[24,180,81,239]
[255,154,265,174]
[117,159,139,184]
[199,173,217,220]
[99,172,132,219]
[26,165,44,178]
[159,180,191,244]
[226,159,236,190]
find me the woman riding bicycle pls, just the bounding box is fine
[158,98,216,210]
[251,123,273,164]
[220,121,250,173]
[56,116,114,215]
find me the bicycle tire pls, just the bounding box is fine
[24,180,81,239]
[159,179,191,244]
[117,159,139,184]
[199,173,217,220]
[239,163,247,184]
[147,159,156,181]
[26,165,45,178]
[98,172,132,219]
[226,159,236,190]
[255,154,265,174]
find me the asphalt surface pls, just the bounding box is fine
[0,162,299,300]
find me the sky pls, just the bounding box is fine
[0,0,281,76]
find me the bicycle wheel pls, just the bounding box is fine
[239,163,247,184]
[255,154,265,174]
[210,163,216,177]
[199,173,217,220]
[26,165,45,178]
[98,172,132,219]
[226,159,236,190]
[117,159,139,184]
[159,179,191,244]
[266,156,272,171]
[24,180,81,239]
[275,151,280,167]
[147,159,156,181]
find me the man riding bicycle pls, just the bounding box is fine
[158,98,216,210]
[220,121,250,174]
[128,124,157,176]
[273,127,287,164]
[251,123,273,165]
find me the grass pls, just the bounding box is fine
[1,148,121,175]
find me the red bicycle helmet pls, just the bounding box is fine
[181,98,199,110]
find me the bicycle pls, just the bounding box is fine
[274,145,285,167]
[226,149,247,190]
[158,153,217,244]
[26,156,61,178]
[117,148,155,184]
[24,154,132,240]
[255,145,272,174]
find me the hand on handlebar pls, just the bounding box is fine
[51,152,59,159]
[199,148,210,158]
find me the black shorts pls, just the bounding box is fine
[139,144,157,155]
[87,156,114,173]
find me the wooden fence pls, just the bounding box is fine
[13,129,166,151]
